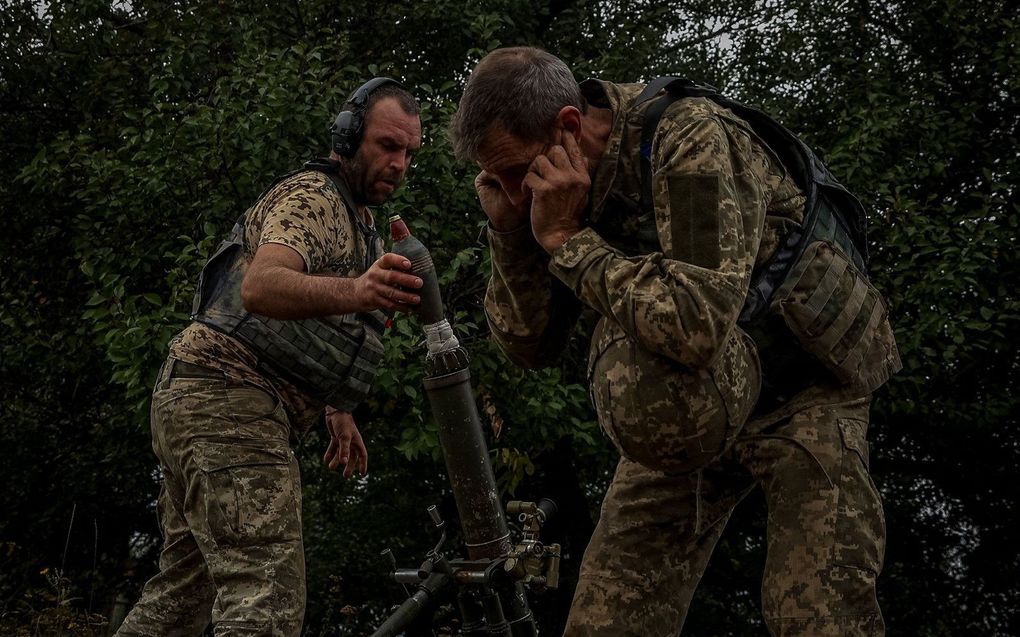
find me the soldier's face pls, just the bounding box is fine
[348,97,421,205]
[475,127,551,207]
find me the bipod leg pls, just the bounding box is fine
[481,586,512,637]
[369,572,450,637]
[457,587,487,636]
[505,582,537,637]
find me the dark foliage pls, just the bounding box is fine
[1,1,1016,635]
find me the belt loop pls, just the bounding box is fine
[154,357,174,391]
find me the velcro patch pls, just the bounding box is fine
[667,174,722,269]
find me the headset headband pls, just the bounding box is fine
[330,77,404,158]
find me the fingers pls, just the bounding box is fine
[475,168,532,228]
[340,433,353,478]
[376,252,414,273]
[324,411,347,471]
[324,411,368,478]
[328,436,356,477]
[561,130,587,171]
[475,170,500,191]
[362,253,424,311]
[529,154,555,180]
[528,148,584,185]
[376,287,420,310]
[524,131,590,254]
[522,171,548,199]
[372,254,422,289]
[374,255,422,303]
[324,413,343,470]
[545,144,571,170]
[324,435,339,469]
[351,432,368,476]
[533,136,585,175]
[475,169,506,205]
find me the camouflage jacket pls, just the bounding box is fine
[484,80,882,414]
[169,170,383,429]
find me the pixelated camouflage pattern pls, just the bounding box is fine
[564,398,885,636]
[486,81,811,469]
[486,81,806,371]
[169,170,383,429]
[483,223,576,369]
[547,86,805,370]
[117,365,305,637]
[483,80,886,633]
[588,320,761,474]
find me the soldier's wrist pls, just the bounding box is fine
[539,227,580,255]
[487,219,530,235]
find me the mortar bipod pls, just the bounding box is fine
[371,499,560,636]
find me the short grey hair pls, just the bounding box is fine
[449,47,584,162]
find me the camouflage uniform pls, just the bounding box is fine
[484,81,895,635]
[118,171,382,637]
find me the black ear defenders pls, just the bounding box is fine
[331,77,404,158]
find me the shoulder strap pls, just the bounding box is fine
[635,77,870,325]
[635,78,722,215]
[302,157,380,270]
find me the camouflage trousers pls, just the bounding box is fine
[117,359,305,637]
[564,397,886,637]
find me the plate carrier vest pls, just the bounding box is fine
[190,158,387,411]
[634,78,900,393]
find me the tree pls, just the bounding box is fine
[1,1,1015,635]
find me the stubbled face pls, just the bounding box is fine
[345,97,421,206]
[475,126,551,207]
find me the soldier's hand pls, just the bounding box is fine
[324,408,368,478]
[524,130,590,254]
[354,252,422,313]
[475,170,530,232]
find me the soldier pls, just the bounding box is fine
[117,79,423,636]
[449,47,901,636]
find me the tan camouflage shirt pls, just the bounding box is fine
[485,80,806,369]
[169,169,383,429]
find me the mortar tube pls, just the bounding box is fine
[423,367,512,560]
[389,216,512,560]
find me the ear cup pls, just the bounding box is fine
[330,77,404,158]
[331,110,360,158]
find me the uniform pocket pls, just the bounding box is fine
[773,240,898,393]
[832,418,884,573]
[222,386,284,426]
[192,438,301,547]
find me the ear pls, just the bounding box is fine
[556,106,583,141]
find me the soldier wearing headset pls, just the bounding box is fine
[117,79,422,636]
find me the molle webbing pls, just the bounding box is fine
[232,309,384,406]
[771,240,899,393]
[189,160,386,410]
[632,78,900,393]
